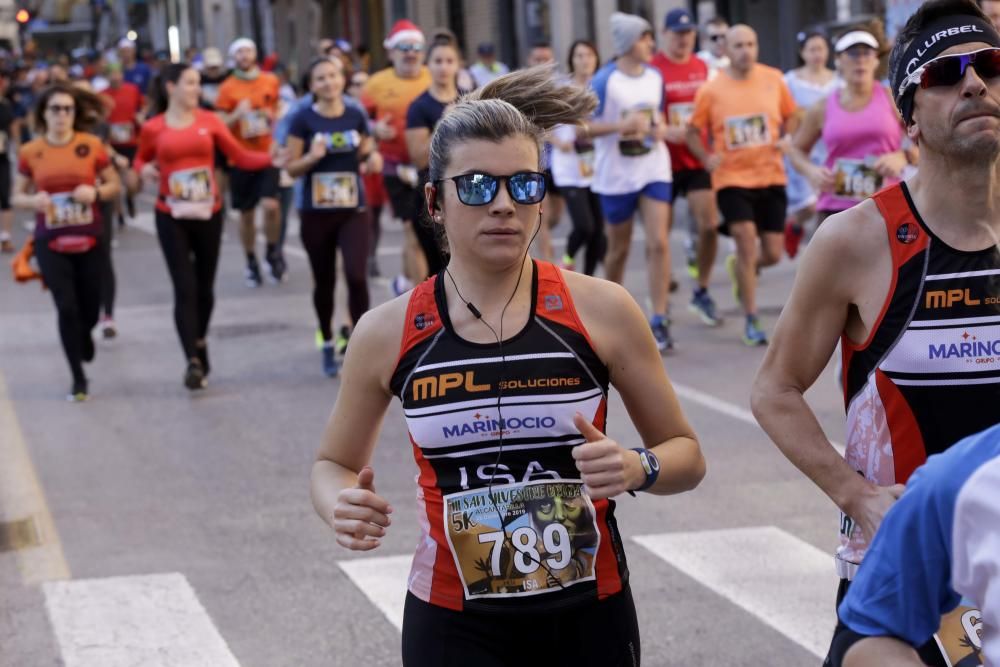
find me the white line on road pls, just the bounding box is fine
[337,554,413,631]
[633,526,839,659]
[672,382,846,456]
[43,572,241,667]
[0,371,70,584]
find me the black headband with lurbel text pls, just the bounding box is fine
[892,15,1000,122]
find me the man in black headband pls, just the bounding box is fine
[752,1,1000,665]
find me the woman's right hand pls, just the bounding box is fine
[333,466,393,551]
[308,135,327,161]
[141,162,160,185]
[33,192,50,212]
[807,165,836,193]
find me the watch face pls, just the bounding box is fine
[648,451,661,472]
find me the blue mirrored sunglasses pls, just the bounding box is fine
[434,171,547,206]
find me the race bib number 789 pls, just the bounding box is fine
[443,480,599,600]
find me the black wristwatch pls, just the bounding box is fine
[631,448,661,492]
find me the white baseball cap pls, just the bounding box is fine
[834,30,879,54]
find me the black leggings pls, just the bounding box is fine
[299,209,371,341]
[155,211,223,361]
[34,242,103,384]
[561,186,607,275]
[401,586,640,667]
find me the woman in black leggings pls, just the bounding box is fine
[12,83,121,400]
[135,63,272,390]
[549,40,606,275]
[286,57,380,377]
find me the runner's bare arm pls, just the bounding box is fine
[210,114,273,171]
[787,97,825,174]
[311,298,407,549]
[283,134,322,178]
[568,273,705,495]
[11,172,44,210]
[752,203,896,526]
[843,637,924,667]
[405,127,431,170]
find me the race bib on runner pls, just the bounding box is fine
[443,480,600,601]
[311,172,359,209]
[618,108,655,157]
[934,603,984,666]
[667,102,695,128]
[575,138,595,179]
[109,122,135,144]
[45,192,93,229]
[240,110,271,139]
[724,113,770,150]
[166,167,214,219]
[833,158,883,202]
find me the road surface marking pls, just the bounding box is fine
[672,381,846,455]
[633,526,839,659]
[337,554,413,631]
[0,371,70,583]
[43,572,241,667]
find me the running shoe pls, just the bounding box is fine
[245,256,263,288]
[650,316,675,353]
[100,316,117,340]
[0,237,13,254]
[689,289,722,327]
[561,254,576,272]
[266,249,287,284]
[335,326,351,356]
[669,277,679,293]
[67,379,88,402]
[81,332,95,362]
[391,274,413,297]
[784,220,804,259]
[725,254,741,307]
[321,343,339,377]
[742,316,768,347]
[184,358,207,390]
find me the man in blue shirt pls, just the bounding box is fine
[118,39,152,97]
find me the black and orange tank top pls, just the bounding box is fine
[838,183,1000,568]
[389,261,629,612]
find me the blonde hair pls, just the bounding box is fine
[427,65,598,183]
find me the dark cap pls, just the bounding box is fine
[664,8,695,32]
[477,42,496,55]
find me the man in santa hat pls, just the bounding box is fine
[360,19,434,296]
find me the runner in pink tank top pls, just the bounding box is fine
[788,30,913,218]
[817,83,902,212]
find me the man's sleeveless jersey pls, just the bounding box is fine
[839,183,1000,567]
[389,262,629,612]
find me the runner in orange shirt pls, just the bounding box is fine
[360,19,433,295]
[215,37,284,287]
[13,83,121,401]
[687,24,797,346]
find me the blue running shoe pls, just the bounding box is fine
[742,316,768,347]
[322,344,339,377]
[650,315,675,353]
[689,289,722,326]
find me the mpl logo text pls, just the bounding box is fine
[412,371,491,400]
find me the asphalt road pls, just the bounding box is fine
[0,200,847,667]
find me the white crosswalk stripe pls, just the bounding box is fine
[337,525,840,659]
[634,526,839,659]
[43,572,241,667]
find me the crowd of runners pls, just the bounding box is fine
[2,0,999,665]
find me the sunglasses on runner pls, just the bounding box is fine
[46,104,74,114]
[898,47,1000,98]
[395,42,424,53]
[434,172,547,206]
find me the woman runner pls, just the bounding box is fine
[788,29,911,224]
[310,68,705,666]
[13,82,121,401]
[549,40,607,275]
[135,63,273,390]
[286,57,379,378]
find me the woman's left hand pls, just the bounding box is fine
[72,184,97,205]
[571,413,638,499]
[873,151,908,179]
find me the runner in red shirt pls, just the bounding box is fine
[650,8,722,327]
[100,62,144,226]
[136,63,272,391]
